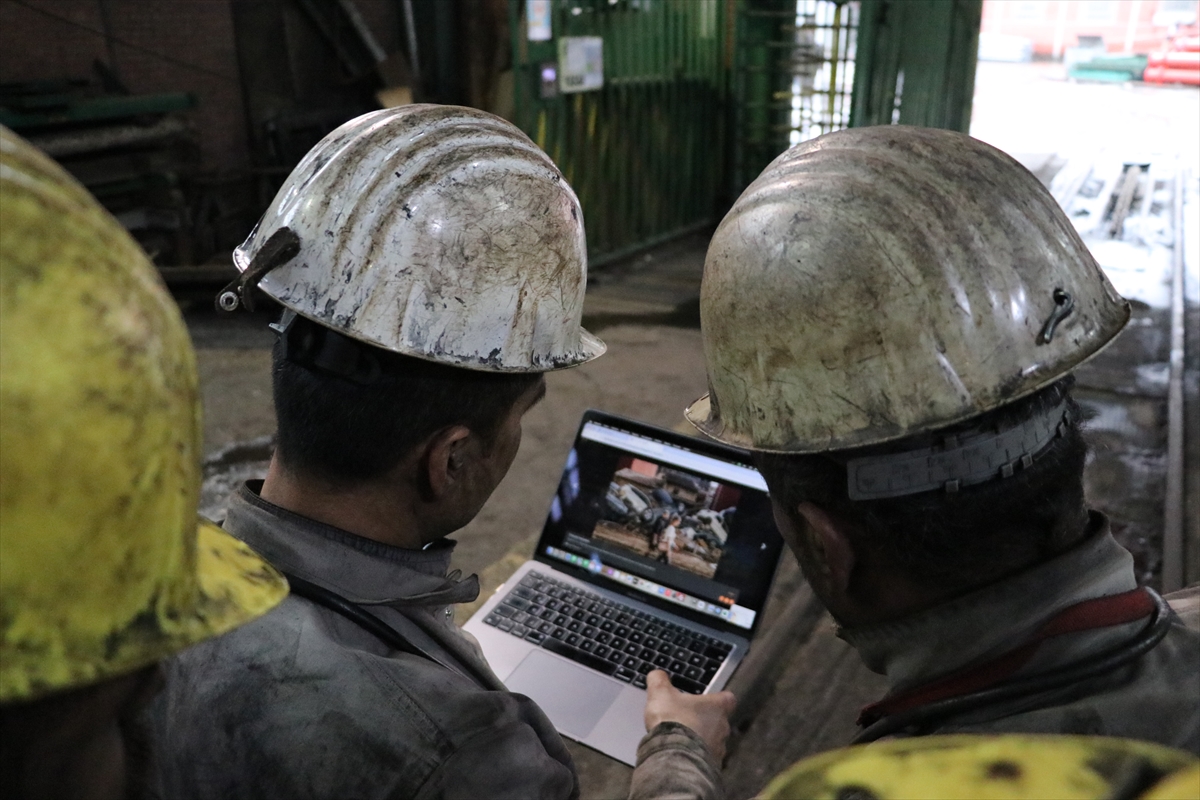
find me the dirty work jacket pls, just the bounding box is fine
[150,481,585,800]
[150,482,723,800]
[841,513,1200,751]
[628,516,1200,800]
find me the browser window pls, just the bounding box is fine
[537,421,782,633]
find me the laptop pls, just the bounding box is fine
[464,409,784,765]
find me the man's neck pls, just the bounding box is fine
[838,515,1133,691]
[259,455,427,549]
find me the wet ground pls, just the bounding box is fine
[1057,157,1187,589]
[181,61,1197,800]
[973,60,1199,592]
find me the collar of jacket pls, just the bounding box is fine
[223,481,480,608]
[837,511,1138,694]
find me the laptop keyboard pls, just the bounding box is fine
[483,570,734,693]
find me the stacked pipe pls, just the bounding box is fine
[1144,35,1200,86]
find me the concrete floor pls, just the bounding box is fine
[971,60,1200,175]
[181,62,1197,800]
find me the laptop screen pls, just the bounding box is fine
[535,412,784,636]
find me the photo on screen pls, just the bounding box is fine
[592,456,741,580]
[540,419,783,626]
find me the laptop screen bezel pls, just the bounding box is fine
[532,409,784,639]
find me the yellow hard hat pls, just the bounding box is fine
[1142,763,1200,800]
[0,127,288,703]
[686,126,1129,453]
[759,735,1198,800]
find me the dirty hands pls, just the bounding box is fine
[644,670,737,761]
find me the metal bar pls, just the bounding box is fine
[509,0,524,135]
[1108,164,1145,239]
[96,0,122,82]
[338,0,387,63]
[1163,166,1187,593]
[0,92,195,129]
[27,116,188,158]
[826,2,843,126]
[401,0,422,86]
[294,0,367,75]
[743,8,806,18]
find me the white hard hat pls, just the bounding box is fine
[686,126,1129,454]
[225,105,604,372]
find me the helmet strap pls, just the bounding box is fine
[844,400,1070,501]
[272,310,383,385]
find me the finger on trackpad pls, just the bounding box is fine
[504,650,622,738]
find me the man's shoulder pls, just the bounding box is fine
[167,594,512,724]
[937,620,1200,753]
[162,594,563,750]
[155,595,575,798]
[1092,620,1200,746]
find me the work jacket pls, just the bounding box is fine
[628,514,1199,800]
[841,513,1199,749]
[150,482,580,799]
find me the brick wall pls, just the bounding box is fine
[0,0,252,172]
[0,0,450,172]
[981,0,1183,58]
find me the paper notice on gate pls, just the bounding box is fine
[559,37,604,94]
[527,0,552,42]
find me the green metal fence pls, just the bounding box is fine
[850,0,981,132]
[730,0,859,195]
[510,0,978,264]
[510,0,728,265]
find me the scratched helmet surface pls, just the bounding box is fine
[234,104,605,372]
[686,126,1129,453]
[0,127,288,703]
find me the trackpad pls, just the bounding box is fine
[504,650,622,738]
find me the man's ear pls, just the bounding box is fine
[795,502,856,595]
[421,425,472,501]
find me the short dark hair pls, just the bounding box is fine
[755,378,1089,592]
[272,318,542,487]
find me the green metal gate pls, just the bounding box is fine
[730,0,859,195]
[850,0,981,132]
[509,0,979,264]
[510,0,729,265]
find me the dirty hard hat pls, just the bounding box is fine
[0,127,288,703]
[686,126,1129,453]
[758,735,1198,800]
[228,104,605,372]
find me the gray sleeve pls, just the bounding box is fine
[151,612,582,800]
[628,722,724,800]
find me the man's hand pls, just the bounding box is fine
[643,670,737,762]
